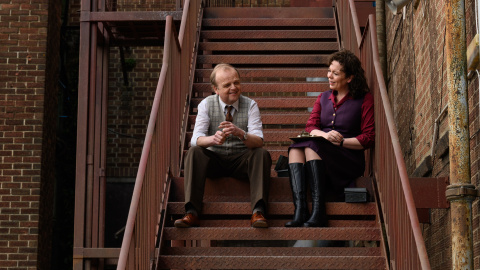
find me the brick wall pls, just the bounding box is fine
[385,0,479,269]
[105,3,174,178]
[0,0,51,269]
[107,46,163,177]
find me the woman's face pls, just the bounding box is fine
[327,60,353,92]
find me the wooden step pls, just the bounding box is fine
[195,67,329,78]
[202,17,336,27]
[203,7,334,19]
[200,29,337,39]
[192,82,328,93]
[158,254,387,269]
[199,41,338,51]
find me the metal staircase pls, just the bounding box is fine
[155,7,388,269]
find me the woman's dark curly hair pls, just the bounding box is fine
[327,49,369,99]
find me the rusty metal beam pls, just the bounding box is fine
[409,177,449,209]
[80,11,183,22]
[73,248,120,259]
[445,0,475,269]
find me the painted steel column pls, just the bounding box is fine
[445,0,475,269]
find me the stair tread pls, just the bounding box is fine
[163,227,381,241]
[197,54,331,64]
[203,7,334,19]
[158,255,387,269]
[165,219,378,228]
[195,67,329,78]
[162,246,382,256]
[191,97,318,108]
[200,29,338,39]
[193,82,329,93]
[189,113,310,125]
[167,201,377,215]
[199,41,338,51]
[202,17,336,27]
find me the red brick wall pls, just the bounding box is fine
[0,0,50,268]
[385,0,479,268]
[107,46,163,177]
[105,3,174,178]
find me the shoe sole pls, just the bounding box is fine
[251,220,268,228]
[174,222,198,228]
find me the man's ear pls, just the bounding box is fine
[213,86,219,95]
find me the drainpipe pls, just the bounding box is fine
[444,0,476,269]
[376,0,387,84]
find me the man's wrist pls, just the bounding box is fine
[239,129,247,141]
[340,139,344,147]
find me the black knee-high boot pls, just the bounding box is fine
[285,163,309,227]
[303,160,327,227]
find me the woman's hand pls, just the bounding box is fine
[311,129,343,145]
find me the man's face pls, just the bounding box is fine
[213,68,241,105]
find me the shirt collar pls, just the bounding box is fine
[218,96,239,112]
[328,90,352,107]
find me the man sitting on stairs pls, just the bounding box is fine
[174,63,272,228]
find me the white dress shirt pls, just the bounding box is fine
[191,95,264,146]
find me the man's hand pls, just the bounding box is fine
[218,121,242,137]
[211,130,227,145]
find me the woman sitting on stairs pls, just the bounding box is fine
[286,49,375,227]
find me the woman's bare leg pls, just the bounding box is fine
[289,148,306,163]
[305,147,321,161]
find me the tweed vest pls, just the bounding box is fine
[206,95,250,155]
[320,90,364,138]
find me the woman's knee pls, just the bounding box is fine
[288,147,306,163]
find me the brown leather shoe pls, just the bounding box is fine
[174,213,199,228]
[251,212,268,228]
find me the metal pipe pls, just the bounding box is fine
[445,0,475,269]
[376,0,387,85]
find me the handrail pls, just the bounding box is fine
[116,0,203,268]
[335,1,431,269]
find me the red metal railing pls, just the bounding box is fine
[116,0,202,268]
[335,1,431,269]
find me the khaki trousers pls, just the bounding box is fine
[184,146,272,214]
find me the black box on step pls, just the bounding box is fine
[344,187,368,203]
